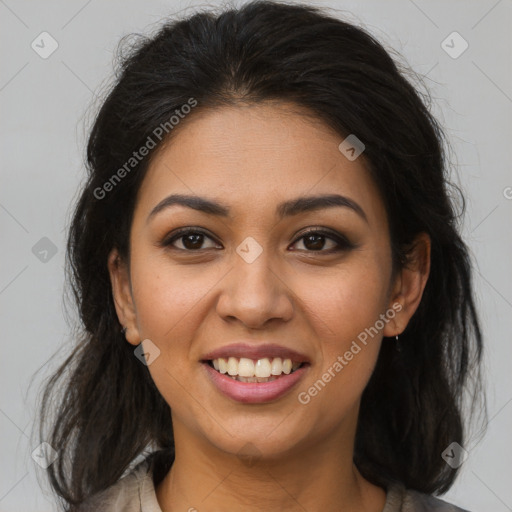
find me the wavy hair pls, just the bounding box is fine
[36,0,486,507]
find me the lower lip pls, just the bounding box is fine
[202,362,309,404]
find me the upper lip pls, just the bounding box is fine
[201,343,311,364]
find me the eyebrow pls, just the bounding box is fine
[147,193,368,224]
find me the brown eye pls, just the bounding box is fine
[162,228,221,251]
[291,229,354,253]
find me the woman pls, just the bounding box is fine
[38,1,486,510]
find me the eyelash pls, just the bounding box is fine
[160,227,355,254]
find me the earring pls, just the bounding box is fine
[395,334,401,352]
[121,326,127,335]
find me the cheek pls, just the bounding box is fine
[296,258,390,405]
[128,248,251,417]
[129,282,204,421]
[128,257,210,402]
[129,249,215,342]
[299,261,390,346]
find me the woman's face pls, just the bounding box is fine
[110,102,412,460]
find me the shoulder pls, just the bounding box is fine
[76,458,162,512]
[385,482,472,512]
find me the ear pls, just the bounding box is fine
[383,232,431,337]
[107,248,141,346]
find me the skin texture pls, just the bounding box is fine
[108,102,430,512]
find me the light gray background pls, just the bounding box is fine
[1,0,511,510]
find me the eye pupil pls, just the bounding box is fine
[304,234,325,251]
[183,234,204,250]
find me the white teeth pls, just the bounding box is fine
[227,357,238,376]
[282,358,292,375]
[238,358,255,377]
[255,358,272,378]
[210,356,302,378]
[271,357,283,376]
[218,358,228,374]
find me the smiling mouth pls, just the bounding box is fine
[204,357,306,383]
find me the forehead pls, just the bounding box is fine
[134,103,385,225]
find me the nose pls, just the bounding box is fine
[215,244,294,329]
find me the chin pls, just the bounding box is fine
[195,415,309,462]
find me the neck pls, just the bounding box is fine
[155,419,386,512]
